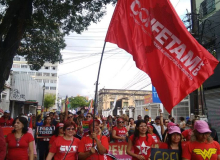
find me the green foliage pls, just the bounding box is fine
[44,94,56,110]
[69,96,89,109]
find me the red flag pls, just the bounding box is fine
[105,0,219,113]
[29,116,33,128]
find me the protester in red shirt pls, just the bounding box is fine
[182,119,197,141]
[0,126,6,160]
[127,120,154,160]
[182,120,220,160]
[0,110,14,127]
[6,117,34,160]
[78,119,109,160]
[49,123,64,149]
[46,121,80,160]
[147,124,160,143]
[112,118,128,143]
[158,125,183,160]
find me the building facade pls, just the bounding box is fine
[12,56,59,110]
[98,89,151,117]
[196,0,220,142]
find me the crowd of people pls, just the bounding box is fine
[0,109,220,160]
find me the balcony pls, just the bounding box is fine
[199,0,215,18]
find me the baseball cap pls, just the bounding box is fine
[117,118,124,122]
[56,123,64,128]
[4,110,10,113]
[168,126,181,134]
[155,116,160,120]
[194,120,211,133]
[89,119,100,126]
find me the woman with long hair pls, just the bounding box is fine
[36,115,43,127]
[127,118,136,136]
[127,120,154,160]
[38,116,53,160]
[6,117,34,160]
[78,119,109,160]
[46,121,80,160]
[182,120,220,160]
[49,123,64,149]
[112,118,128,143]
[159,125,182,160]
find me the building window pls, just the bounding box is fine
[45,86,49,90]
[51,73,57,77]
[50,87,56,90]
[123,102,128,108]
[13,57,20,61]
[43,79,49,83]
[199,0,215,18]
[44,66,50,69]
[36,72,42,76]
[52,66,56,70]
[28,72,35,75]
[43,73,50,76]
[50,80,57,83]
[36,79,42,83]
[21,65,28,68]
[21,71,27,74]
[12,64,20,68]
[13,71,19,74]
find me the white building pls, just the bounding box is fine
[12,56,59,110]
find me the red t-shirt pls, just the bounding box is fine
[78,135,109,160]
[6,132,34,160]
[159,141,188,149]
[49,135,63,144]
[113,126,127,143]
[182,140,220,160]
[49,136,80,160]
[0,117,14,127]
[129,134,154,160]
[182,129,193,141]
[148,133,160,143]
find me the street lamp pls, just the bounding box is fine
[42,82,45,110]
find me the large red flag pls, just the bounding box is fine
[105,0,219,113]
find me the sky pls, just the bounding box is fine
[58,0,191,99]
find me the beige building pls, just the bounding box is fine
[98,89,151,117]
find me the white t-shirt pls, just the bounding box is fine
[152,124,162,140]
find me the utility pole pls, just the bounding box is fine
[42,82,45,111]
[190,0,199,116]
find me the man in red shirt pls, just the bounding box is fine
[0,110,14,127]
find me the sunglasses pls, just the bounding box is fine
[165,121,169,123]
[66,127,75,131]
[118,121,124,123]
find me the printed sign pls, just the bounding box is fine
[144,94,153,104]
[2,127,13,138]
[37,126,55,138]
[109,142,132,160]
[150,148,180,160]
[82,121,90,133]
[152,86,161,103]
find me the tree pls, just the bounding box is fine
[44,94,56,111]
[0,0,117,94]
[70,96,89,109]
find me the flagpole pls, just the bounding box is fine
[93,41,106,146]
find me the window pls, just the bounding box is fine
[51,73,57,77]
[43,73,50,76]
[13,71,19,74]
[45,86,49,90]
[12,64,20,68]
[50,80,57,83]
[28,72,35,75]
[36,72,42,76]
[52,66,56,70]
[43,79,49,83]
[44,66,50,69]
[21,72,27,74]
[199,0,215,18]
[36,79,42,83]
[21,65,28,68]
[13,57,20,61]
[50,87,56,90]
[123,102,128,107]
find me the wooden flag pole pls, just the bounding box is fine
[93,41,106,146]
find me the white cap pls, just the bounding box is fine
[4,110,10,113]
